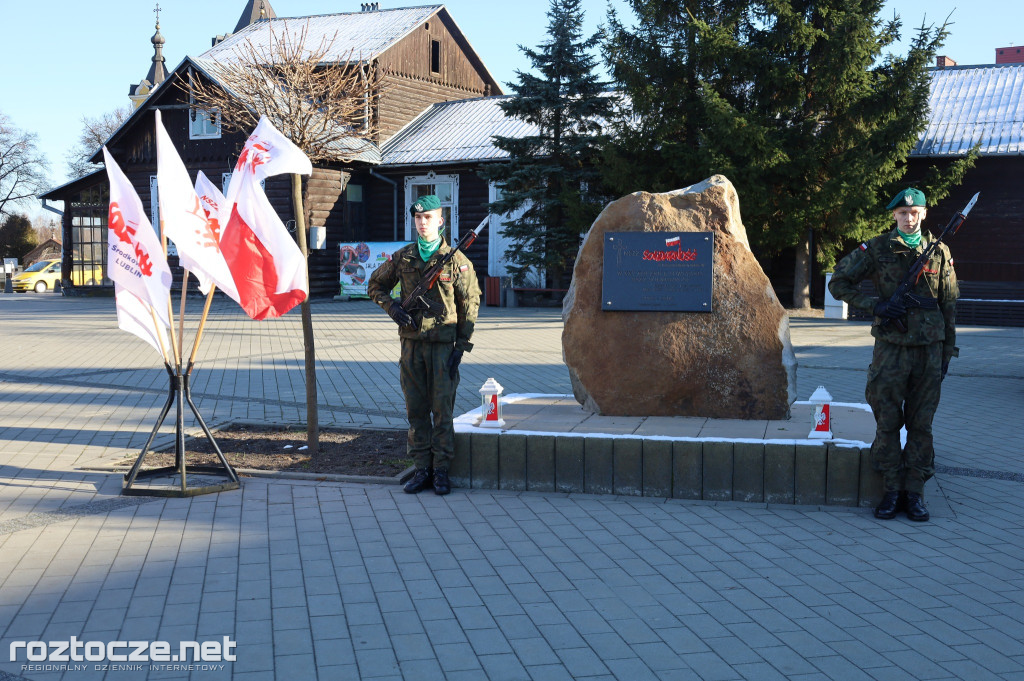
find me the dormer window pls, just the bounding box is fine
[190,108,221,139]
[430,39,441,74]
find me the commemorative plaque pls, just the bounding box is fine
[602,232,713,311]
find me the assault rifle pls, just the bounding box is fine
[399,216,488,324]
[880,192,978,333]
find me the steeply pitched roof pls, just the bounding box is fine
[202,5,443,64]
[187,57,382,165]
[234,0,277,34]
[914,64,1024,157]
[381,96,537,166]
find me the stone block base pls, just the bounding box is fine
[454,432,881,507]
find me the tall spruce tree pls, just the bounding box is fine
[604,0,976,307]
[484,0,615,290]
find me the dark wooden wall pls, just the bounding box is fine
[375,10,500,140]
[905,156,1024,284]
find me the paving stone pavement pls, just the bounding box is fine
[0,293,1022,681]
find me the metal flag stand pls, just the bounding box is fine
[122,280,240,497]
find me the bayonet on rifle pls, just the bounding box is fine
[881,193,978,333]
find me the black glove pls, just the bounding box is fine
[941,361,949,381]
[873,297,907,319]
[387,303,413,327]
[446,349,464,380]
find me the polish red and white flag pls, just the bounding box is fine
[665,236,681,247]
[103,147,172,354]
[155,110,240,303]
[220,116,311,320]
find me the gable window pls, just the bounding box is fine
[405,173,458,242]
[430,39,441,74]
[190,108,221,139]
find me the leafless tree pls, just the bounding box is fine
[0,112,49,220]
[182,22,387,456]
[65,105,133,179]
[185,23,386,161]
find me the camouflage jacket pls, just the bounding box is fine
[829,228,959,361]
[367,242,481,351]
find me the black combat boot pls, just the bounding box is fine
[874,491,901,520]
[905,493,930,522]
[433,468,451,496]
[404,467,433,494]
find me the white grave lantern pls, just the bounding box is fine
[808,385,833,439]
[478,378,505,428]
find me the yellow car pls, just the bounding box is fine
[12,259,62,293]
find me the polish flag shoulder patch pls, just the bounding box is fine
[459,264,469,272]
[859,243,868,251]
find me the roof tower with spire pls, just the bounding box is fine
[128,3,168,108]
[214,0,277,46]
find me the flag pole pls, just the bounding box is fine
[188,286,217,371]
[178,270,190,365]
[159,219,181,371]
[149,306,171,368]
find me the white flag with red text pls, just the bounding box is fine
[195,170,225,224]
[103,147,171,354]
[220,116,311,320]
[155,110,240,303]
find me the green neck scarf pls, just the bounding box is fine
[417,228,444,261]
[898,229,922,248]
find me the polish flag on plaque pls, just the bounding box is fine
[219,116,311,320]
[665,236,681,247]
[154,110,240,303]
[103,147,172,354]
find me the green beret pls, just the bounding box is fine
[886,188,926,210]
[410,194,442,216]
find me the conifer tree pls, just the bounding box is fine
[484,0,615,290]
[0,213,39,260]
[604,0,976,307]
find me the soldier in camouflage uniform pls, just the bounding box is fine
[367,195,481,496]
[828,188,958,521]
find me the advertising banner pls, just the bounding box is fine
[339,241,409,298]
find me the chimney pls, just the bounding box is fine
[936,55,957,68]
[995,45,1024,64]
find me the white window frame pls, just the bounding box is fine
[150,175,176,256]
[189,108,221,140]
[404,172,458,242]
[487,181,543,286]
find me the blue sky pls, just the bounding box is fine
[1,0,1019,196]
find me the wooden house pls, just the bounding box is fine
[21,238,63,268]
[41,4,502,298]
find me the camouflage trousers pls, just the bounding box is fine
[865,339,943,494]
[399,339,460,470]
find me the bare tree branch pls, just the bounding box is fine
[0,112,50,219]
[182,22,387,162]
[65,105,133,179]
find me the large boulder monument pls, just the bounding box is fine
[562,175,797,419]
